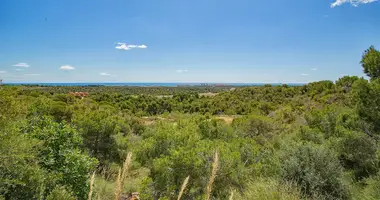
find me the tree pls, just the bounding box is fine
[0,88,45,200]
[0,87,27,127]
[361,45,380,80]
[351,79,380,133]
[335,76,360,93]
[25,117,98,199]
[72,108,126,166]
[0,126,44,200]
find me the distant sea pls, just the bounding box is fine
[4,82,305,87]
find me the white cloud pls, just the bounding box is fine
[15,69,24,71]
[137,45,147,49]
[60,65,75,71]
[176,69,188,73]
[100,72,111,76]
[301,73,309,76]
[13,63,30,67]
[331,0,377,7]
[311,68,318,71]
[0,71,6,73]
[100,72,117,77]
[115,43,148,50]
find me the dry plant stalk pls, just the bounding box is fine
[115,152,133,200]
[115,167,122,200]
[177,176,190,200]
[88,171,96,200]
[121,152,133,185]
[228,190,234,200]
[205,151,219,200]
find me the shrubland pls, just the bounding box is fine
[1,46,380,199]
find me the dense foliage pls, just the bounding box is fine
[2,47,380,199]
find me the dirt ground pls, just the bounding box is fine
[140,116,173,125]
[141,115,240,126]
[214,116,236,124]
[199,92,218,97]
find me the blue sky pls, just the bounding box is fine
[0,0,379,83]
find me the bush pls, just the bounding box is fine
[339,132,378,180]
[358,173,380,200]
[233,115,278,145]
[198,118,234,140]
[296,126,324,144]
[150,139,260,199]
[305,106,340,138]
[281,143,349,199]
[46,186,75,200]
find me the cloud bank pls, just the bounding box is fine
[60,65,75,71]
[115,43,148,50]
[331,0,377,7]
[13,63,30,67]
[0,71,6,74]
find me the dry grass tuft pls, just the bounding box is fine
[205,151,219,200]
[115,152,133,200]
[177,176,190,200]
[88,171,96,200]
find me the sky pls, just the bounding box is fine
[0,0,379,83]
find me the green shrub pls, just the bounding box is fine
[358,173,380,200]
[339,132,378,180]
[150,139,260,199]
[281,143,349,199]
[46,186,75,200]
[233,115,278,145]
[297,126,324,144]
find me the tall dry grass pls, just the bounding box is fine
[177,176,190,200]
[115,152,133,200]
[88,171,96,200]
[229,190,234,200]
[205,151,219,200]
[115,168,122,200]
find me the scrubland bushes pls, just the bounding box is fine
[2,46,380,199]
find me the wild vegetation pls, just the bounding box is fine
[1,46,380,199]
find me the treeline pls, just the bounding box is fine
[19,85,235,96]
[13,81,348,117]
[1,45,380,200]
